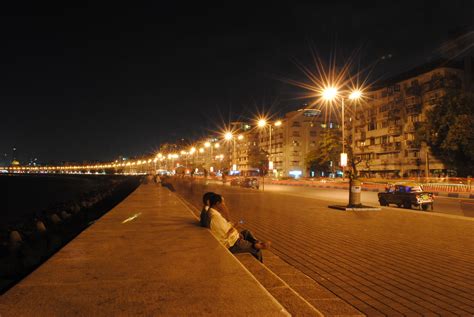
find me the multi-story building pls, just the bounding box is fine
[257,108,331,178]
[352,59,466,178]
[229,122,258,172]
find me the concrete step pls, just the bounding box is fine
[237,252,364,317]
[172,186,364,316]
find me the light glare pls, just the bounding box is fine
[322,87,338,101]
[349,90,362,100]
[224,132,233,140]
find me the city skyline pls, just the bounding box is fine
[1,1,473,162]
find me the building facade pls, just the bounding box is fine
[257,109,332,178]
[351,60,465,178]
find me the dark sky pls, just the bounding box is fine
[1,1,473,163]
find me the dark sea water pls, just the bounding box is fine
[1,174,129,225]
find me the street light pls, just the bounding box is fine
[257,118,282,173]
[224,132,233,141]
[321,86,362,164]
[223,131,237,171]
[204,141,214,173]
[349,90,362,101]
[321,86,364,207]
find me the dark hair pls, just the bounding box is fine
[208,193,222,208]
[202,192,215,205]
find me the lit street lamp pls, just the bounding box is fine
[257,118,282,172]
[322,87,362,165]
[224,131,237,171]
[322,86,363,207]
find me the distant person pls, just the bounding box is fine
[204,193,270,262]
[154,174,161,184]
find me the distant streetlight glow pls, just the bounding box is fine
[274,120,282,127]
[199,148,204,153]
[349,90,362,100]
[224,132,233,140]
[204,142,211,148]
[237,134,244,140]
[214,143,220,148]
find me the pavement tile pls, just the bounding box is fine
[291,284,337,300]
[309,299,364,316]
[172,179,474,317]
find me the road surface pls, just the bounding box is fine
[260,183,474,218]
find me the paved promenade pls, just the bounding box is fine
[0,184,288,316]
[172,179,474,316]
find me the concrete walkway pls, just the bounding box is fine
[0,184,289,316]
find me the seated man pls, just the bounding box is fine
[204,193,270,262]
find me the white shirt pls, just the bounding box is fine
[208,207,239,248]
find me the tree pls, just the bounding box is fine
[415,90,474,176]
[248,146,268,176]
[305,128,342,175]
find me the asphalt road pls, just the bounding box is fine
[172,179,474,316]
[259,183,474,218]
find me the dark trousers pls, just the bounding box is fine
[228,229,263,262]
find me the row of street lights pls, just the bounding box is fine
[159,85,363,177]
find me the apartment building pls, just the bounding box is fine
[257,108,329,178]
[352,59,465,178]
[232,122,259,172]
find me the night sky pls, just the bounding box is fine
[1,1,473,163]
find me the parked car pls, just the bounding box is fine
[240,177,259,189]
[378,183,434,210]
[229,176,259,189]
[230,177,241,186]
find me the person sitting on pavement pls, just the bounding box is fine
[204,193,270,262]
[200,192,215,228]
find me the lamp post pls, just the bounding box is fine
[224,131,236,172]
[189,147,196,171]
[204,141,212,173]
[258,119,282,172]
[237,134,244,171]
[322,87,363,207]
